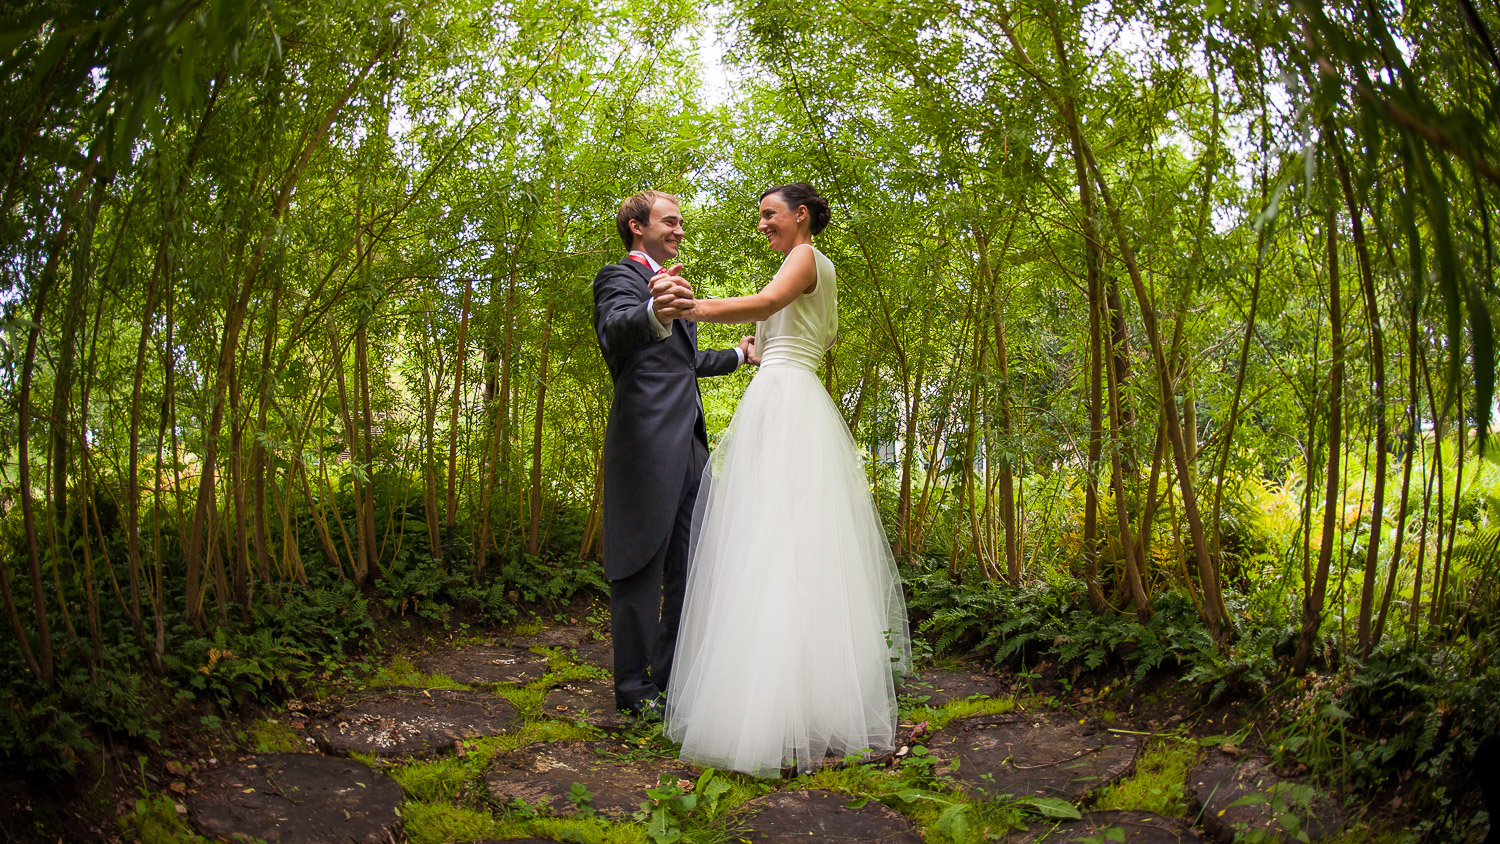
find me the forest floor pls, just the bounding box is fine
[0,595,1428,843]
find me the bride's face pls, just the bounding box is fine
[757,194,808,254]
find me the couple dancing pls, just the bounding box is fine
[591,183,910,778]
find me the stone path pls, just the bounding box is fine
[486,740,696,818]
[542,678,632,732]
[503,625,595,649]
[186,753,403,843]
[570,638,613,670]
[1190,755,1344,842]
[181,625,1347,844]
[928,713,1140,801]
[733,789,923,843]
[415,644,551,685]
[899,666,1002,707]
[311,688,520,757]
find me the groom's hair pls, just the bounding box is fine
[617,190,679,249]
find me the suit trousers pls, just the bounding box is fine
[609,453,702,713]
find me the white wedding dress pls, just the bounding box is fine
[665,244,911,778]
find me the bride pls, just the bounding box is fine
[664,183,911,777]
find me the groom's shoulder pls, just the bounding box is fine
[594,258,646,288]
[594,258,632,281]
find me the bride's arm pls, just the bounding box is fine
[691,245,816,324]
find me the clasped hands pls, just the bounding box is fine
[651,264,759,365]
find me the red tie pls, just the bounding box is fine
[627,254,653,270]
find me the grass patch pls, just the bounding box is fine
[510,618,546,637]
[488,813,649,844]
[402,800,505,844]
[386,720,600,804]
[494,683,547,715]
[245,718,308,753]
[792,754,1025,843]
[544,649,612,679]
[1320,824,1408,844]
[1092,735,1198,817]
[369,655,466,690]
[117,795,219,844]
[904,694,1019,731]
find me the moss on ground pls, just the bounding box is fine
[369,655,466,690]
[245,718,308,753]
[116,796,222,844]
[401,800,506,844]
[903,693,1019,731]
[1092,735,1198,816]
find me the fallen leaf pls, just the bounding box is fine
[169,782,186,796]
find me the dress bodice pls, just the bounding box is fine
[755,245,836,370]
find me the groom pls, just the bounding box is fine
[592,190,754,717]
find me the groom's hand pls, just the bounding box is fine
[650,264,694,324]
[738,335,759,366]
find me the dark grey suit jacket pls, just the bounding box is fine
[593,257,740,580]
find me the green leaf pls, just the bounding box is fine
[1013,796,1082,819]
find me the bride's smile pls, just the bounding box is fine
[757,193,811,255]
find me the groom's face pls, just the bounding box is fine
[634,198,684,264]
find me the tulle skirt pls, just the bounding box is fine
[664,362,911,777]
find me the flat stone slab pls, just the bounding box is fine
[927,714,1138,801]
[313,689,519,757]
[543,679,631,732]
[1190,756,1344,842]
[899,667,1001,708]
[733,789,922,843]
[1013,810,1200,842]
[487,740,695,818]
[186,753,402,843]
[415,644,551,685]
[505,626,595,649]
[569,638,613,670]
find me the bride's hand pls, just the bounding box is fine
[738,335,759,366]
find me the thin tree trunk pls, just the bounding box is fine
[1329,127,1391,656]
[228,354,252,611]
[1373,302,1424,650]
[446,277,474,534]
[1105,297,1151,621]
[251,286,280,587]
[526,302,555,555]
[1295,207,1344,673]
[330,319,365,583]
[357,323,379,583]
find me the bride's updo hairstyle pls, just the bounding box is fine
[760,182,831,235]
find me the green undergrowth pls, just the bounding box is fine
[117,796,221,844]
[1091,735,1198,816]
